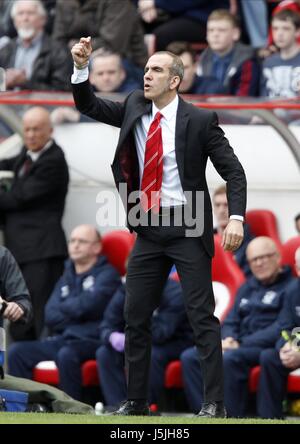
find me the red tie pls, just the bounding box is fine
[140,112,163,213]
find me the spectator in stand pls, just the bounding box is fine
[137,0,230,51]
[166,41,226,95]
[213,185,254,276]
[51,50,141,125]
[0,107,69,341]
[181,236,295,416]
[238,0,268,49]
[52,0,147,69]
[269,0,300,46]
[295,213,300,234]
[0,0,71,91]
[260,9,300,98]
[96,277,193,409]
[8,224,121,401]
[197,9,260,96]
[258,247,300,419]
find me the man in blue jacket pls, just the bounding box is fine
[96,277,193,409]
[258,247,300,418]
[8,224,121,401]
[181,236,295,416]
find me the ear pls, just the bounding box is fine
[94,241,102,256]
[170,76,180,91]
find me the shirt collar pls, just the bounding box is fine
[27,139,52,162]
[151,95,179,122]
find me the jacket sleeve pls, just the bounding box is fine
[0,155,19,171]
[204,112,247,217]
[25,44,72,91]
[44,276,71,332]
[241,321,282,348]
[221,290,244,340]
[231,58,260,97]
[155,0,209,13]
[72,80,125,128]
[59,266,121,322]
[151,280,185,344]
[0,248,32,324]
[0,151,69,211]
[99,285,125,344]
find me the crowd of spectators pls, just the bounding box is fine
[0,0,300,98]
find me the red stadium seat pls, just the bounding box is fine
[245,209,281,247]
[101,230,136,276]
[249,366,300,393]
[33,360,100,387]
[281,236,300,277]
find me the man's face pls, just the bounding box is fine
[90,55,125,93]
[68,227,100,264]
[13,0,45,39]
[272,19,299,50]
[213,193,229,230]
[23,113,52,152]
[247,242,281,283]
[179,52,196,93]
[207,19,239,54]
[144,53,177,101]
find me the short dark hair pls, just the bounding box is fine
[154,51,184,83]
[295,213,300,223]
[272,9,300,30]
[166,41,197,64]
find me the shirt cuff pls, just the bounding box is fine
[71,65,89,84]
[230,215,244,222]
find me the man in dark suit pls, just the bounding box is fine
[71,37,247,417]
[0,107,69,341]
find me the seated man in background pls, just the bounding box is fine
[166,41,226,95]
[197,9,260,96]
[96,276,193,411]
[0,0,72,91]
[181,237,294,416]
[8,224,121,401]
[258,247,300,419]
[0,106,69,341]
[213,185,254,276]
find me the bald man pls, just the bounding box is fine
[0,107,69,341]
[8,224,121,401]
[181,236,295,417]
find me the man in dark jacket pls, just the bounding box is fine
[181,236,295,416]
[197,9,260,96]
[258,246,300,418]
[0,106,69,340]
[7,224,121,401]
[96,277,193,408]
[0,246,32,378]
[0,0,71,91]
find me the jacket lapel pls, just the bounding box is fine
[175,97,189,187]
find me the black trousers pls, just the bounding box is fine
[125,214,224,403]
[10,257,65,341]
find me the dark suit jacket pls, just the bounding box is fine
[72,81,247,256]
[0,141,69,264]
[0,33,72,91]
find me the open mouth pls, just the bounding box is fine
[144,84,151,90]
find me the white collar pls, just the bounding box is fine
[27,139,53,162]
[152,95,178,122]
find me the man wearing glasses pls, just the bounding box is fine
[181,236,295,417]
[8,224,121,401]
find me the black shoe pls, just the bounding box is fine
[197,401,227,418]
[112,400,150,416]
